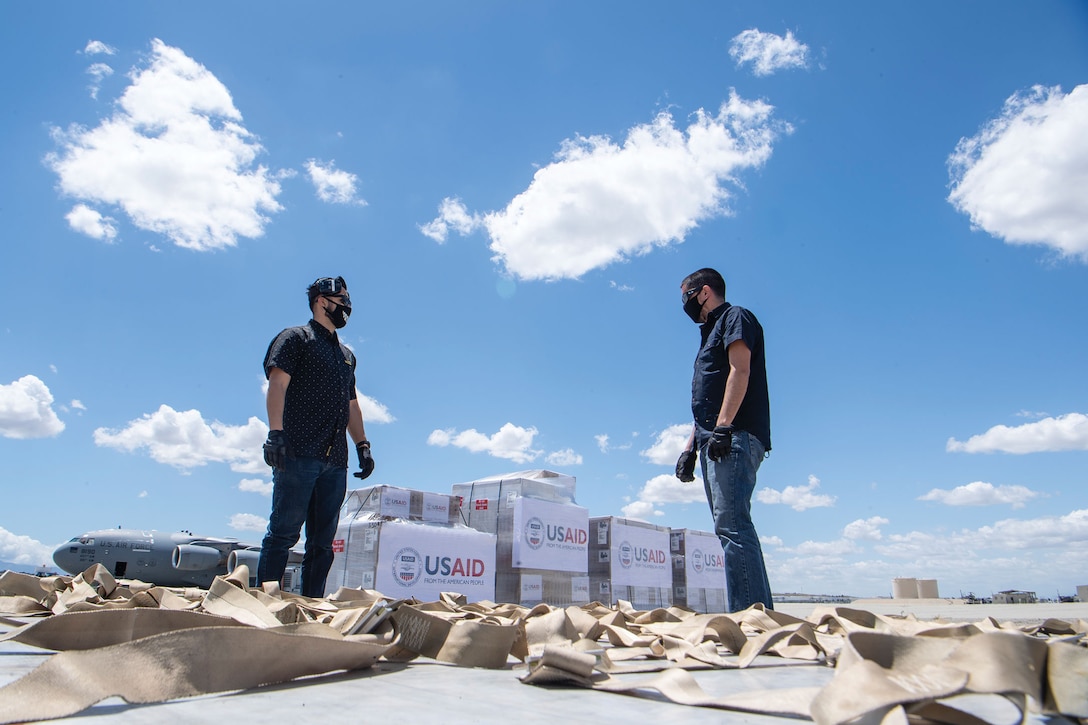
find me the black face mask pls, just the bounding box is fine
[683,291,703,323]
[324,299,351,329]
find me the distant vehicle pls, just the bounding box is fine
[52,528,301,589]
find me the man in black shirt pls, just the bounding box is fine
[258,276,374,597]
[675,267,773,612]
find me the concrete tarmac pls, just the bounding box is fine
[1,599,1084,724]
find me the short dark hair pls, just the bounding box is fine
[681,268,725,297]
[307,276,347,306]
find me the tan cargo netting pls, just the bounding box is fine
[1,565,1085,724]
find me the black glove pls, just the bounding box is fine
[707,425,734,462]
[675,449,697,482]
[263,430,288,469]
[354,440,375,479]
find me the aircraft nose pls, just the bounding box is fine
[52,541,80,575]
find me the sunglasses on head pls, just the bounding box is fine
[313,276,346,295]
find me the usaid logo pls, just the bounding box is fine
[391,547,422,587]
[691,548,705,574]
[618,541,634,568]
[525,517,545,550]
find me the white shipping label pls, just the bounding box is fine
[373,521,496,602]
[511,498,589,572]
[571,576,590,602]
[609,522,672,588]
[422,493,450,523]
[379,487,411,519]
[520,574,543,603]
[683,532,726,590]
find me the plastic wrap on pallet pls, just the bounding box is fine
[452,469,576,528]
[588,516,673,610]
[669,528,727,613]
[452,472,588,606]
[324,516,496,601]
[340,485,460,525]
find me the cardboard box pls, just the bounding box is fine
[325,517,496,602]
[589,516,672,610]
[341,485,460,525]
[670,529,727,613]
[453,470,589,606]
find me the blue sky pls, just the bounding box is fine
[1,2,1086,598]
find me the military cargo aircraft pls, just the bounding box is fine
[52,528,301,589]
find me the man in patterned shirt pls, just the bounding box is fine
[258,276,374,597]
[676,267,773,612]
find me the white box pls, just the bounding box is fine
[341,485,461,525]
[326,518,496,602]
[670,529,727,613]
[589,517,672,609]
[453,471,588,606]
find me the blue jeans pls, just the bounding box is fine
[258,456,347,598]
[700,430,773,612]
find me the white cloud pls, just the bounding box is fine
[877,510,1088,556]
[609,281,633,292]
[0,527,54,566]
[357,391,395,424]
[420,197,482,243]
[545,448,583,466]
[640,423,691,465]
[756,474,836,511]
[977,508,1088,549]
[426,422,541,463]
[46,38,283,251]
[65,203,117,241]
[595,434,610,453]
[947,84,1088,262]
[93,404,267,473]
[70,400,86,411]
[620,500,662,520]
[788,539,858,557]
[946,413,1088,454]
[86,62,113,99]
[82,40,116,56]
[239,478,273,496]
[729,29,810,76]
[304,159,366,205]
[763,506,1088,597]
[634,473,706,505]
[620,472,706,520]
[229,513,267,532]
[428,93,788,281]
[0,375,65,439]
[918,481,1040,509]
[842,516,889,541]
